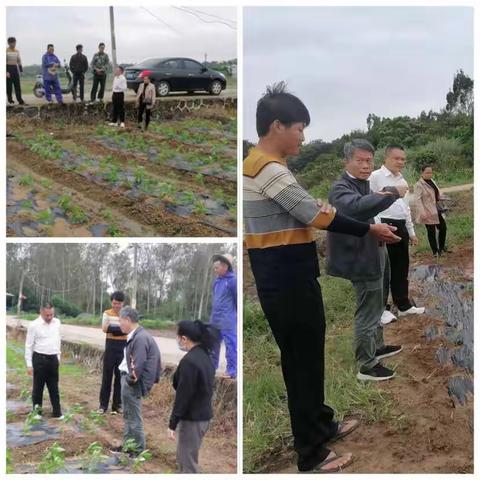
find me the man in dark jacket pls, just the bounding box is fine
[69,44,88,102]
[327,139,407,382]
[117,306,161,453]
[90,42,110,102]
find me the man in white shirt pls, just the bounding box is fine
[369,145,425,317]
[109,66,127,128]
[25,303,63,419]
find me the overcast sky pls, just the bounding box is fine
[7,6,236,65]
[244,6,473,142]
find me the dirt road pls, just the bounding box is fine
[7,316,226,370]
[15,88,237,106]
[406,183,472,205]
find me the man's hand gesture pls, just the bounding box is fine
[369,223,401,243]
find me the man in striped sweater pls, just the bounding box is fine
[244,82,400,473]
[6,37,25,105]
[98,291,127,414]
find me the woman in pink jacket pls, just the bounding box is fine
[413,165,449,256]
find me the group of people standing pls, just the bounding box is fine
[24,253,237,474]
[243,83,449,473]
[6,38,157,131]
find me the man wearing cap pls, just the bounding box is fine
[98,291,127,414]
[210,253,237,379]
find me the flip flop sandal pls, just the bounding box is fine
[308,452,354,474]
[329,418,360,444]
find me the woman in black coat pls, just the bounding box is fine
[168,320,216,473]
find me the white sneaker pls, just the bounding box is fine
[32,413,42,420]
[398,306,425,317]
[119,122,125,128]
[52,415,64,420]
[380,310,397,325]
[108,122,116,126]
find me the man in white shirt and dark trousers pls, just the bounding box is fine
[370,145,425,318]
[25,303,63,419]
[110,66,127,128]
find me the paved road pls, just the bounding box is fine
[15,88,236,107]
[7,316,226,370]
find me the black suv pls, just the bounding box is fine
[125,57,227,96]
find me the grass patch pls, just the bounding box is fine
[18,174,34,187]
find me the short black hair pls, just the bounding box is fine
[256,81,310,137]
[384,144,405,157]
[117,65,124,73]
[99,42,105,47]
[7,37,16,44]
[111,291,125,302]
[47,43,54,49]
[421,164,433,172]
[76,44,83,50]
[41,302,53,309]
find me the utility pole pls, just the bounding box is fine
[132,244,138,309]
[204,52,207,64]
[109,6,117,69]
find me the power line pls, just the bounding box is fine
[184,7,237,26]
[172,6,236,30]
[141,7,182,35]
[22,273,96,295]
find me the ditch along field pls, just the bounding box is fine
[243,189,473,473]
[7,107,236,237]
[6,329,237,474]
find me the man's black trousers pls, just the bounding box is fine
[255,277,338,471]
[112,91,125,123]
[99,340,125,411]
[32,351,62,416]
[381,218,413,311]
[72,72,85,101]
[91,73,106,101]
[7,65,23,103]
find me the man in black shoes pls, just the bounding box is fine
[25,303,63,419]
[98,291,127,415]
[327,139,405,382]
[90,42,110,102]
[244,83,401,473]
[69,44,88,102]
[117,306,161,455]
[369,145,426,317]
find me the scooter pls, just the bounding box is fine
[33,59,73,98]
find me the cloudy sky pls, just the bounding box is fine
[244,7,473,142]
[7,6,236,65]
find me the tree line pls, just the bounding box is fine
[243,70,473,195]
[6,243,235,323]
